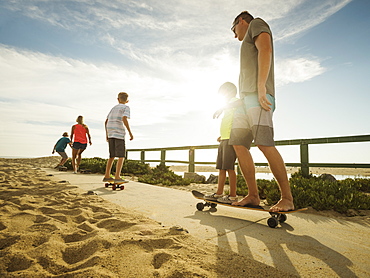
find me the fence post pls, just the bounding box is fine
[140,151,145,163]
[160,150,166,166]
[189,148,195,173]
[300,142,309,177]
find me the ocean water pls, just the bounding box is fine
[175,171,369,181]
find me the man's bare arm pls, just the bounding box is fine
[255,32,272,111]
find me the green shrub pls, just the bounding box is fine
[138,163,191,186]
[122,160,151,175]
[64,158,150,176]
[234,171,370,213]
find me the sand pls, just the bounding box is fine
[0,157,297,278]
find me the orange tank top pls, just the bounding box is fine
[73,124,87,144]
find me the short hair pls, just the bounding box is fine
[233,11,254,26]
[218,82,237,97]
[118,92,128,102]
[62,132,68,136]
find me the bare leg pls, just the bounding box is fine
[104,157,115,179]
[227,169,237,197]
[216,169,226,195]
[114,157,125,179]
[71,148,78,173]
[76,149,85,172]
[60,157,68,166]
[258,145,294,212]
[231,145,260,206]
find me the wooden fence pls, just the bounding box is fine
[126,134,370,177]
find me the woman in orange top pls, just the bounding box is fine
[70,116,92,173]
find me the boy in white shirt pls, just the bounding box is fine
[103,92,134,182]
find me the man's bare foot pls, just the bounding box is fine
[269,198,294,212]
[232,195,260,206]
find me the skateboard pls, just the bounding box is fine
[58,166,67,171]
[104,180,129,190]
[192,190,307,228]
[80,169,92,174]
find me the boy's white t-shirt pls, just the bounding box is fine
[106,103,130,139]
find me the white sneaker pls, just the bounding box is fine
[204,193,223,201]
[217,195,238,204]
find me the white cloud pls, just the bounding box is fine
[275,57,326,86]
[272,0,352,41]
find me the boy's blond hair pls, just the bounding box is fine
[118,92,129,102]
[218,82,237,98]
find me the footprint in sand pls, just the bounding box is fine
[152,252,173,269]
[62,231,97,243]
[0,234,19,250]
[96,218,136,232]
[3,253,33,272]
[62,238,111,265]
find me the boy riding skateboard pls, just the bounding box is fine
[103,92,134,183]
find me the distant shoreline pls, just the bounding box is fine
[169,165,370,177]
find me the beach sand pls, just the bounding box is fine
[0,157,297,278]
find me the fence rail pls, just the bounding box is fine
[126,134,370,177]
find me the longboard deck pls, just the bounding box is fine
[192,190,307,228]
[104,180,129,190]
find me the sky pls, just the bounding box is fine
[0,0,369,166]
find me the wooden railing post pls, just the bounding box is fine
[300,142,309,177]
[140,150,145,163]
[188,148,195,173]
[160,150,166,166]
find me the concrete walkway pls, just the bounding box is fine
[44,169,370,277]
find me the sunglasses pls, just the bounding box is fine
[231,19,240,34]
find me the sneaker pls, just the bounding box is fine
[217,195,238,204]
[204,193,223,201]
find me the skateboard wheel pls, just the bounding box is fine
[279,214,287,223]
[196,202,205,211]
[267,217,278,228]
[120,185,124,190]
[105,183,109,187]
[112,184,116,190]
[210,203,217,208]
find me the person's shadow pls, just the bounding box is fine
[186,209,356,277]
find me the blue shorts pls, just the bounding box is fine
[72,142,87,150]
[229,92,276,149]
